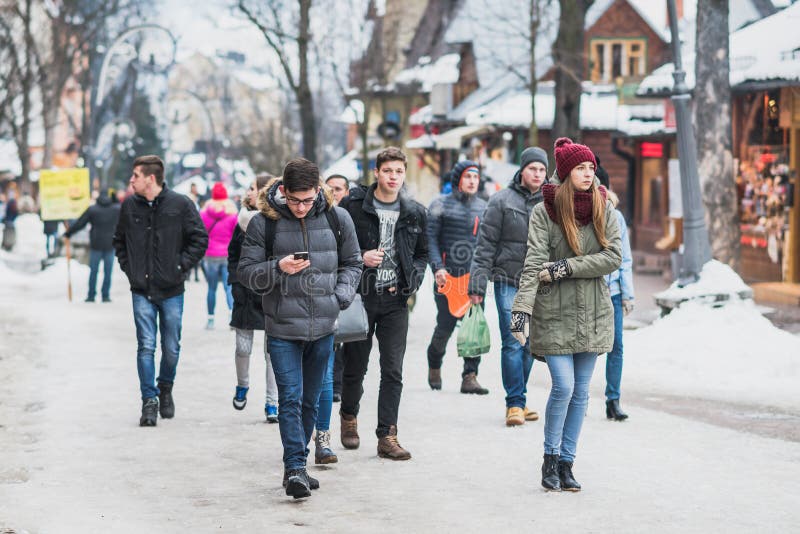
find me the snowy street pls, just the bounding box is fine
[1,252,799,533]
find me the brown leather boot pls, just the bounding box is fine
[524,407,539,421]
[428,368,442,390]
[460,373,489,395]
[377,425,411,460]
[340,412,360,449]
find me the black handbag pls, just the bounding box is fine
[334,293,369,343]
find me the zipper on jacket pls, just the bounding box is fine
[301,217,313,337]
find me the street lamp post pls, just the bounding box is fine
[667,0,712,285]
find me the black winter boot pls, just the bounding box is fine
[158,382,174,419]
[605,399,629,421]
[139,397,158,427]
[558,461,581,492]
[284,469,312,499]
[541,454,561,491]
[283,469,319,490]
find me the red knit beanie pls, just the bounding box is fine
[211,182,228,200]
[554,137,596,181]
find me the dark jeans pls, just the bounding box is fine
[341,291,408,438]
[427,287,480,377]
[267,334,333,471]
[88,248,114,300]
[132,293,184,400]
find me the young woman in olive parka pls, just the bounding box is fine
[511,138,622,493]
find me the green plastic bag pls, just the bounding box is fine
[457,305,491,358]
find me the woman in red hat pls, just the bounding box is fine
[200,182,238,329]
[510,138,622,492]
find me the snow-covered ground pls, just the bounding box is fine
[1,240,799,532]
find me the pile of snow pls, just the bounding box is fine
[655,260,753,303]
[625,299,799,410]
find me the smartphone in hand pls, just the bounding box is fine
[293,251,309,261]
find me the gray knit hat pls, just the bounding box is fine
[520,146,548,172]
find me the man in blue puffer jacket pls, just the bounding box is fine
[426,160,488,394]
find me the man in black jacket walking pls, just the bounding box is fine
[338,147,428,460]
[469,146,548,426]
[113,155,208,427]
[64,188,120,302]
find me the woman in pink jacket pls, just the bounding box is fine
[201,182,238,329]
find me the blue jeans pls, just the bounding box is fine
[606,294,624,401]
[132,293,184,400]
[267,334,333,470]
[494,282,534,408]
[543,352,598,464]
[203,258,233,315]
[88,248,114,300]
[315,348,335,432]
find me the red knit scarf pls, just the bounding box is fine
[542,184,607,226]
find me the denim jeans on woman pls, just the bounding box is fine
[132,293,184,400]
[543,352,598,463]
[203,257,233,315]
[315,348,335,432]
[494,282,534,408]
[605,293,624,401]
[267,334,333,471]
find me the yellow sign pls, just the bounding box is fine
[39,168,91,221]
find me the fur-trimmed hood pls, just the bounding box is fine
[256,176,334,221]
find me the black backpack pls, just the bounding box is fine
[261,208,343,260]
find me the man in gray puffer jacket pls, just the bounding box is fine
[468,147,548,427]
[238,158,362,499]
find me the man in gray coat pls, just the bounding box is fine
[238,158,362,499]
[468,147,548,426]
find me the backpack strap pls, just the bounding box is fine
[325,208,343,254]
[262,214,277,260]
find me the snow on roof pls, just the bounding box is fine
[586,0,670,41]
[638,2,800,95]
[409,104,432,125]
[463,83,667,136]
[394,53,461,91]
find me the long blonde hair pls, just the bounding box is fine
[553,177,609,256]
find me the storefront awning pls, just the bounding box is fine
[435,125,492,150]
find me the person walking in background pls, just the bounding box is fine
[603,189,634,421]
[2,185,18,251]
[113,155,208,427]
[426,160,488,394]
[338,147,428,460]
[325,173,350,403]
[228,173,279,422]
[511,138,621,492]
[469,147,548,426]
[43,219,60,257]
[200,182,238,330]
[63,188,121,302]
[237,158,362,499]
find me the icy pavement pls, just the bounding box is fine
[1,260,799,532]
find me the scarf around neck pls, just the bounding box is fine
[542,184,607,226]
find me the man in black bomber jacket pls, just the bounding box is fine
[113,155,208,428]
[337,147,428,461]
